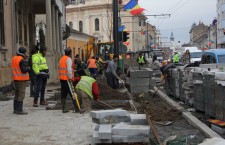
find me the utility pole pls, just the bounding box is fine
[113,0,119,56]
[146,21,149,49]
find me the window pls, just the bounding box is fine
[95,18,99,31]
[139,20,142,26]
[0,0,5,46]
[80,0,85,4]
[1,51,6,61]
[218,55,225,63]
[79,21,83,33]
[69,21,73,29]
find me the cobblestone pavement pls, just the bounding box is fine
[0,87,95,145]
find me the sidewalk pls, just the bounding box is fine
[0,86,95,145]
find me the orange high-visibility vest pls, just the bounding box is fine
[88,58,97,68]
[59,55,69,80]
[12,56,29,81]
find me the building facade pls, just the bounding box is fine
[189,22,209,49]
[67,29,94,61]
[66,0,147,52]
[143,23,157,49]
[189,22,217,49]
[217,0,225,47]
[0,0,69,91]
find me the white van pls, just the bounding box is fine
[190,50,203,63]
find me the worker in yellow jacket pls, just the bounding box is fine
[137,53,146,70]
[32,47,49,107]
[173,51,179,63]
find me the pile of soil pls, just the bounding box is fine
[135,93,182,122]
[97,79,129,101]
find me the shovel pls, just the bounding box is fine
[96,100,114,109]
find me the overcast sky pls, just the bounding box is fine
[138,0,217,44]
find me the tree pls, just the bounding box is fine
[39,27,45,49]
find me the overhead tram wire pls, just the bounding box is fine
[170,0,191,14]
[155,0,191,27]
[165,0,186,13]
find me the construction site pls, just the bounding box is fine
[1,56,225,145]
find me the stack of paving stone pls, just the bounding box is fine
[171,68,180,98]
[182,67,194,106]
[203,71,216,118]
[126,68,152,93]
[214,72,225,121]
[90,109,150,144]
[177,67,185,102]
[192,68,205,112]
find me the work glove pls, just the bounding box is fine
[39,72,50,79]
[119,79,125,85]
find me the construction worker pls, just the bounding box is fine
[59,48,80,113]
[72,54,80,77]
[74,75,99,112]
[137,53,146,70]
[173,51,179,63]
[87,56,97,78]
[105,55,123,89]
[182,50,190,64]
[152,53,157,63]
[12,47,30,115]
[32,47,49,107]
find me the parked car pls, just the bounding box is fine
[201,49,225,64]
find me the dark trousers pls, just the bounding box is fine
[30,76,37,97]
[89,68,97,78]
[60,80,81,111]
[34,75,47,101]
[14,81,27,101]
[105,72,118,90]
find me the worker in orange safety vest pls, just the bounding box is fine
[12,47,30,115]
[59,48,80,113]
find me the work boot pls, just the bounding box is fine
[15,101,28,115]
[61,99,69,113]
[40,100,48,105]
[13,100,18,114]
[33,99,38,107]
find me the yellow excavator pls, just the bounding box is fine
[96,41,114,60]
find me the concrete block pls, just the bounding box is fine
[146,68,153,78]
[130,114,148,125]
[211,124,225,135]
[92,116,130,124]
[129,85,149,94]
[46,104,56,109]
[98,124,112,139]
[95,124,100,131]
[112,135,149,143]
[90,109,129,119]
[129,69,150,78]
[112,124,150,137]
[92,131,112,144]
[129,78,149,86]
